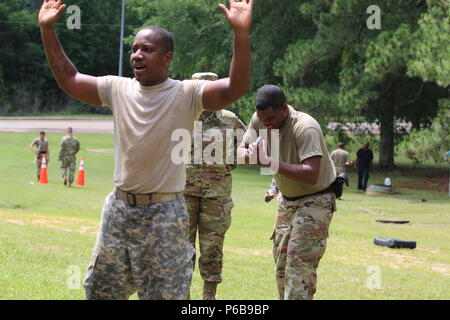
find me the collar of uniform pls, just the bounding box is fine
[279,105,296,135]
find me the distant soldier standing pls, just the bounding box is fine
[29,131,50,181]
[330,142,352,176]
[59,127,80,187]
[185,72,246,300]
[330,143,352,199]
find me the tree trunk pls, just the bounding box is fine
[379,104,395,171]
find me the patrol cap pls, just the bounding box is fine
[192,72,219,81]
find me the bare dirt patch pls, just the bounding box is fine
[396,174,448,194]
[228,248,272,258]
[86,149,114,153]
[431,263,450,276]
[361,208,387,216]
[5,219,26,226]
[1,211,98,235]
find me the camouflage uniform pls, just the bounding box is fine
[84,192,195,300]
[185,109,245,294]
[272,192,336,300]
[30,137,50,179]
[59,135,80,185]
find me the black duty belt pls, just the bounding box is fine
[282,185,334,202]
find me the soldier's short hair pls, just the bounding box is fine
[338,142,345,148]
[256,85,286,110]
[140,26,174,53]
[67,127,73,133]
[40,131,45,135]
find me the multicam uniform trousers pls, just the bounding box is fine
[185,195,234,284]
[272,192,336,300]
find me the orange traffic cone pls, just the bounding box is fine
[75,157,85,186]
[38,154,49,185]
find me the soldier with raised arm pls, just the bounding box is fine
[38,0,254,300]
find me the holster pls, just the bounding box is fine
[332,173,349,198]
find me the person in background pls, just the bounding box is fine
[355,141,373,192]
[29,131,50,181]
[59,127,80,187]
[185,72,246,300]
[330,142,353,199]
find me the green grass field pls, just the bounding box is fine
[0,132,449,300]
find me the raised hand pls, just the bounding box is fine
[38,0,67,28]
[218,0,254,32]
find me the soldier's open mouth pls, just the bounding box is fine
[133,64,147,73]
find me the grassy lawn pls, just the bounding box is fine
[0,132,449,300]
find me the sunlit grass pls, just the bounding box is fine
[0,132,449,299]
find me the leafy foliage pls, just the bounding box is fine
[400,99,450,165]
[0,0,448,168]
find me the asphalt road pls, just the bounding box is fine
[0,118,411,136]
[0,119,113,134]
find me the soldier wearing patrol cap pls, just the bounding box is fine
[59,127,80,187]
[186,72,246,300]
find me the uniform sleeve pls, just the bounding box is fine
[241,113,258,147]
[235,116,247,131]
[330,150,336,162]
[184,80,208,121]
[59,139,64,160]
[369,150,374,160]
[97,76,119,110]
[31,139,38,150]
[296,127,324,163]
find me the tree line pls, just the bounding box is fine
[0,0,448,169]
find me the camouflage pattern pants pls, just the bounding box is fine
[272,192,336,300]
[185,195,234,283]
[60,159,76,183]
[36,157,45,179]
[84,192,195,300]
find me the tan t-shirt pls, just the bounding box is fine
[243,105,336,197]
[330,148,349,174]
[97,76,207,194]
